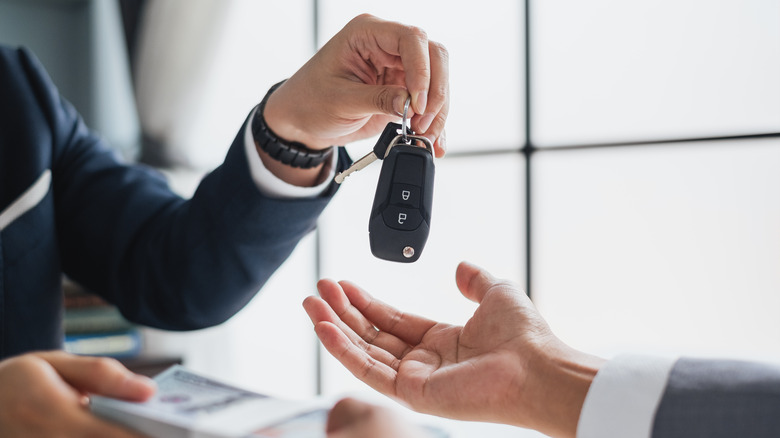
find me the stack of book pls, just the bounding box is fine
[62,278,142,359]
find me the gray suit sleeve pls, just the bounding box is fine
[652,358,780,437]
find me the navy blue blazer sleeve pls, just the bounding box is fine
[652,358,780,437]
[8,46,349,331]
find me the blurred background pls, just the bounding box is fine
[1,0,779,436]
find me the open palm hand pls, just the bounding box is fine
[303,261,568,428]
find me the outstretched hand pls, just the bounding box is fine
[304,262,605,438]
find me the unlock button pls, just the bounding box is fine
[390,184,420,207]
[382,205,423,231]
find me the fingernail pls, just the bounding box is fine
[438,132,447,156]
[393,95,406,116]
[413,91,428,115]
[131,374,157,391]
[460,260,478,269]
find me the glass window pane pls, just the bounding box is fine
[319,0,525,153]
[532,0,780,146]
[532,139,780,364]
[135,0,315,169]
[318,154,526,395]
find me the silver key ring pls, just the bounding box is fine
[402,96,411,144]
[384,134,434,158]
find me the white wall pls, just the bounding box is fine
[529,0,780,369]
[533,140,780,363]
[532,0,780,146]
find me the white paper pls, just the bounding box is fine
[90,365,327,438]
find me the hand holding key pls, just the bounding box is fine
[263,14,449,156]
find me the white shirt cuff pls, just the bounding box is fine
[243,108,337,199]
[577,354,678,438]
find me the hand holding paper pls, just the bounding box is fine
[0,351,154,438]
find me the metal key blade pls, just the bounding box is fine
[335,152,378,184]
[334,122,404,184]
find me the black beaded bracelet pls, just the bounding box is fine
[251,80,334,169]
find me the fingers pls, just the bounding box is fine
[344,80,445,157]
[316,280,413,359]
[378,19,431,115]
[340,14,428,113]
[339,82,410,120]
[412,40,449,157]
[303,293,401,367]
[37,351,156,401]
[347,14,448,153]
[314,321,399,397]
[316,279,376,337]
[337,281,438,347]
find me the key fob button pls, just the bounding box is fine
[390,184,421,207]
[392,154,425,186]
[382,206,423,231]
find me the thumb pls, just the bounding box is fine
[455,261,501,304]
[344,84,411,118]
[38,351,156,401]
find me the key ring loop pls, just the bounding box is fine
[384,134,434,158]
[402,96,411,144]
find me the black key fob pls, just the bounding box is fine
[368,135,435,263]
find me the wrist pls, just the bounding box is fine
[255,142,333,188]
[263,80,334,150]
[252,81,337,186]
[253,82,334,168]
[521,343,605,438]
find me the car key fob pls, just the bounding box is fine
[368,134,435,263]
